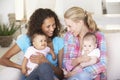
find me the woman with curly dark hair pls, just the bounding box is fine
[0,8,64,80]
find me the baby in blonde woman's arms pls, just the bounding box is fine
[64,32,100,77]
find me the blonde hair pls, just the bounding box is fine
[64,6,99,32]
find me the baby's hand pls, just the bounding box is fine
[22,67,30,76]
[22,68,27,75]
[25,67,31,76]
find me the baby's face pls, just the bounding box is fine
[33,35,47,50]
[82,40,96,53]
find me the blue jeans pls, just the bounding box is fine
[68,72,93,80]
[20,63,54,80]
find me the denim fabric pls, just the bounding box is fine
[26,63,54,80]
[67,72,93,80]
[19,74,26,80]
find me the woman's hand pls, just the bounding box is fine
[71,58,81,66]
[71,55,90,66]
[22,68,27,75]
[81,55,91,62]
[51,66,64,80]
[30,52,48,64]
[22,67,30,76]
[64,71,77,78]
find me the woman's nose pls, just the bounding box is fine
[50,26,54,31]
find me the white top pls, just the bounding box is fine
[24,46,50,75]
[82,48,100,58]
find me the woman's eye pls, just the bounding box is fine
[52,24,56,29]
[44,40,47,42]
[89,45,91,47]
[47,25,50,28]
[39,40,42,42]
[68,25,71,28]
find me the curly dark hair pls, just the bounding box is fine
[27,8,62,39]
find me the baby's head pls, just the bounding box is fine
[31,32,47,50]
[82,32,97,53]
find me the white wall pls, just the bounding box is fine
[25,0,56,20]
[105,32,120,80]
[0,0,56,23]
[55,0,102,19]
[0,0,15,24]
[0,0,102,24]
[106,2,120,14]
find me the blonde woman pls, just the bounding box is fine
[63,7,107,80]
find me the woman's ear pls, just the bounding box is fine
[77,20,84,25]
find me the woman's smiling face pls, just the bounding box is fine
[41,17,56,37]
[65,19,82,36]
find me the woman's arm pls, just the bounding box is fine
[71,55,91,67]
[29,53,48,64]
[80,56,98,68]
[58,48,63,68]
[49,48,56,60]
[0,43,22,70]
